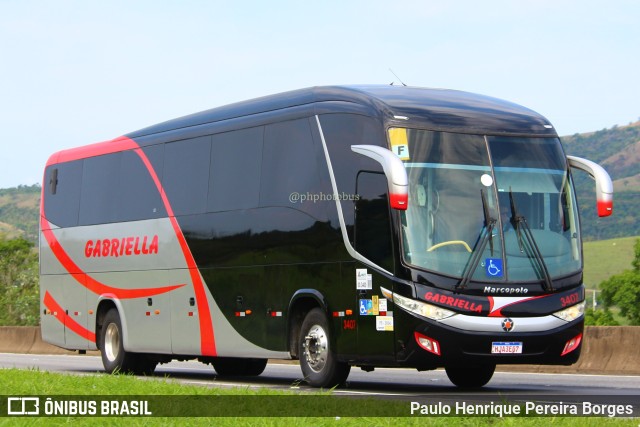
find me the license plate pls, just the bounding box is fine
[491,342,523,354]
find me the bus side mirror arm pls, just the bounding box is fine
[351,145,408,210]
[567,155,613,217]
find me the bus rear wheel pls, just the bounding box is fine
[211,357,268,376]
[299,308,350,387]
[445,363,495,388]
[100,308,157,376]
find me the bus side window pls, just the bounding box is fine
[261,119,323,215]
[79,153,122,226]
[163,136,211,216]
[354,171,394,272]
[208,127,263,212]
[117,146,167,222]
[43,161,83,228]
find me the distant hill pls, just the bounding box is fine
[562,121,640,191]
[0,185,40,243]
[1,121,638,243]
[562,120,640,240]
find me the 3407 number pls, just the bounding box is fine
[560,292,580,307]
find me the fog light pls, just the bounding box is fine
[560,333,582,356]
[415,332,441,356]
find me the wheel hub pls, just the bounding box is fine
[303,324,328,372]
[104,323,120,363]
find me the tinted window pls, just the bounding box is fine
[261,119,322,211]
[355,172,393,271]
[208,127,263,212]
[118,145,167,222]
[43,161,83,228]
[163,136,211,216]
[489,137,566,170]
[78,153,122,225]
[317,114,385,240]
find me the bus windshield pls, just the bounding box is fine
[393,128,581,285]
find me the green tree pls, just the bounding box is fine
[0,236,39,325]
[599,239,640,325]
[632,238,640,271]
[584,307,619,326]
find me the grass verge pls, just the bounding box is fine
[583,236,638,288]
[0,368,637,426]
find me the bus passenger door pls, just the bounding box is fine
[354,172,395,360]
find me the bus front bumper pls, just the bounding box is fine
[396,315,584,369]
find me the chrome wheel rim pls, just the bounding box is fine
[303,324,328,373]
[104,323,120,362]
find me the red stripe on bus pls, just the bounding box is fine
[45,136,139,167]
[42,135,217,356]
[43,291,96,343]
[132,144,217,356]
[41,222,186,298]
[487,295,548,317]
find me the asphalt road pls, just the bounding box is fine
[2,352,639,401]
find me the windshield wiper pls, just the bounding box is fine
[457,189,496,290]
[509,189,555,292]
[481,188,495,256]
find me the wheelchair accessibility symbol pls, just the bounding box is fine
[485,258,503,277]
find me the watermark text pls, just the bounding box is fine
[289,192,359,204]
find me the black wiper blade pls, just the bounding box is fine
[480,189,494,256]
[457,219,496,290]
[457,192,496,291]
[508,188,526,253]
[508,189,555,292]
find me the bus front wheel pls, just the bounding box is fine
[445,363,495,388]
[299,308,350,387]
[100,308,156,376]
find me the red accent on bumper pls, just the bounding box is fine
[560,333,582,356]
[414,331,441,356]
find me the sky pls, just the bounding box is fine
[1,0,638,189]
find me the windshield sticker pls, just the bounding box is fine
[481,173,494,187]
[359,299,373,315]
[389,128,410,160]
[356,269,372,290]
[376,315,394,331]
[378,298,387,313]
[485,258,504,277]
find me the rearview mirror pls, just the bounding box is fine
[567,155,613,217]
[351,145,408,210]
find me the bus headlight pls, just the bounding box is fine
[553,301,585,322]
[381,287,455,321]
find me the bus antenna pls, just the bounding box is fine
[389,69,407,86]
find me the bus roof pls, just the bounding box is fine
[127,85,558,138]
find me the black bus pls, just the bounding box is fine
[40,85,613,387]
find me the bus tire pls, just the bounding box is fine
[211,357,268,376]
[299,308,350,387]
[445,363,495,388]
[100,308,157,376]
